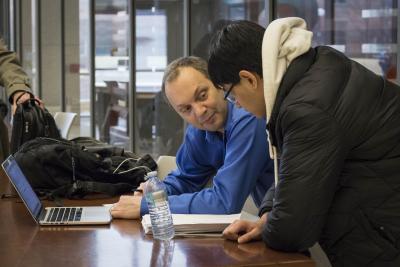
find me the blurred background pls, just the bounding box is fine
[0,0,398,158]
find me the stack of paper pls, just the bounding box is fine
[141,212,258,237]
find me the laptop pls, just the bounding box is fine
[2,155,112,225]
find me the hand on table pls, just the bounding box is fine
[223,213,268,244]
[110,195,142,219]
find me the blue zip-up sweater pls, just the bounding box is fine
[140,103,274,215]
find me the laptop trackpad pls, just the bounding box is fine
[82,206,111,220]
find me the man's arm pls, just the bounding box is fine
[141,113,273,215]
[162,127,219,196]
[0,39,31,103]
[262,104,347,252]
[113,126,218,219]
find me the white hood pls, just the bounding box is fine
[261,17,313,185]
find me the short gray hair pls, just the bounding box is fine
[161,56,209,96]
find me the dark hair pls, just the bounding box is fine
[161,56,209,96]
[208,20,265,87]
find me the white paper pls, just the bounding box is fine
[141,212,258,236]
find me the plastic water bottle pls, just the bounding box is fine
[144,171,175,240]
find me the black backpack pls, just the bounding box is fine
[13,137,157,199]
[11,96,61,153]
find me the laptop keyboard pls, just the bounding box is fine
[46,207,83,223]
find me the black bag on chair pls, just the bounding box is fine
[11,96,61,153]
[13,137,157,199]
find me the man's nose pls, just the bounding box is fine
[193,103,207,118]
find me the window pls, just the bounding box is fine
[276,0,398,82]
[191,0,267,60]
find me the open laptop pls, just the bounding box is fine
[2,155,112,225]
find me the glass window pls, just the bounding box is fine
[0,0,10,46]
[40,0,62,114]
[276,0,398,82]
[17,0,186,158]
[21,0,93,139]
[190,0,267,60]
[64,0,90,138]
[0,0,10,102]
[20,0,34,93]
[135,0,184,158]
[20,0,64,117]
[94,0,131,149]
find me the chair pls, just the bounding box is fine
[54,112,77,139]
[156,155,177,180]
[156,155,258,215]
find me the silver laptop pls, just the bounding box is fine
[2,155,112,225]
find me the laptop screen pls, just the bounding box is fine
[2,156,43,219]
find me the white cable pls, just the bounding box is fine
[113,157,141,174]
[117,165,152,174]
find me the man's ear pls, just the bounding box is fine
[238,70,258,91]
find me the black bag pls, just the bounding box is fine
[11,96,61,153]
[14,137,157,199]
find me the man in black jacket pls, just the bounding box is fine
[208,18,400,267]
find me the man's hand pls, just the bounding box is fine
[223,213,268,244]
[12,91,44,115]
[110,195,142,219]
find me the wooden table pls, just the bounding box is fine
[0,170,315,267]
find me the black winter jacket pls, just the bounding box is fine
[259,46,400,267]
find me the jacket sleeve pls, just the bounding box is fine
[258,183,275,216]
[262,104,347,252]
[141,115,272,215]
[0,39,31,102]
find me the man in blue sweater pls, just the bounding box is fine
[111,56,274,219]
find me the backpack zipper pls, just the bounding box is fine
[71,154,76,183]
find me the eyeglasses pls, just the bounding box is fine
[223,83,236,104]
